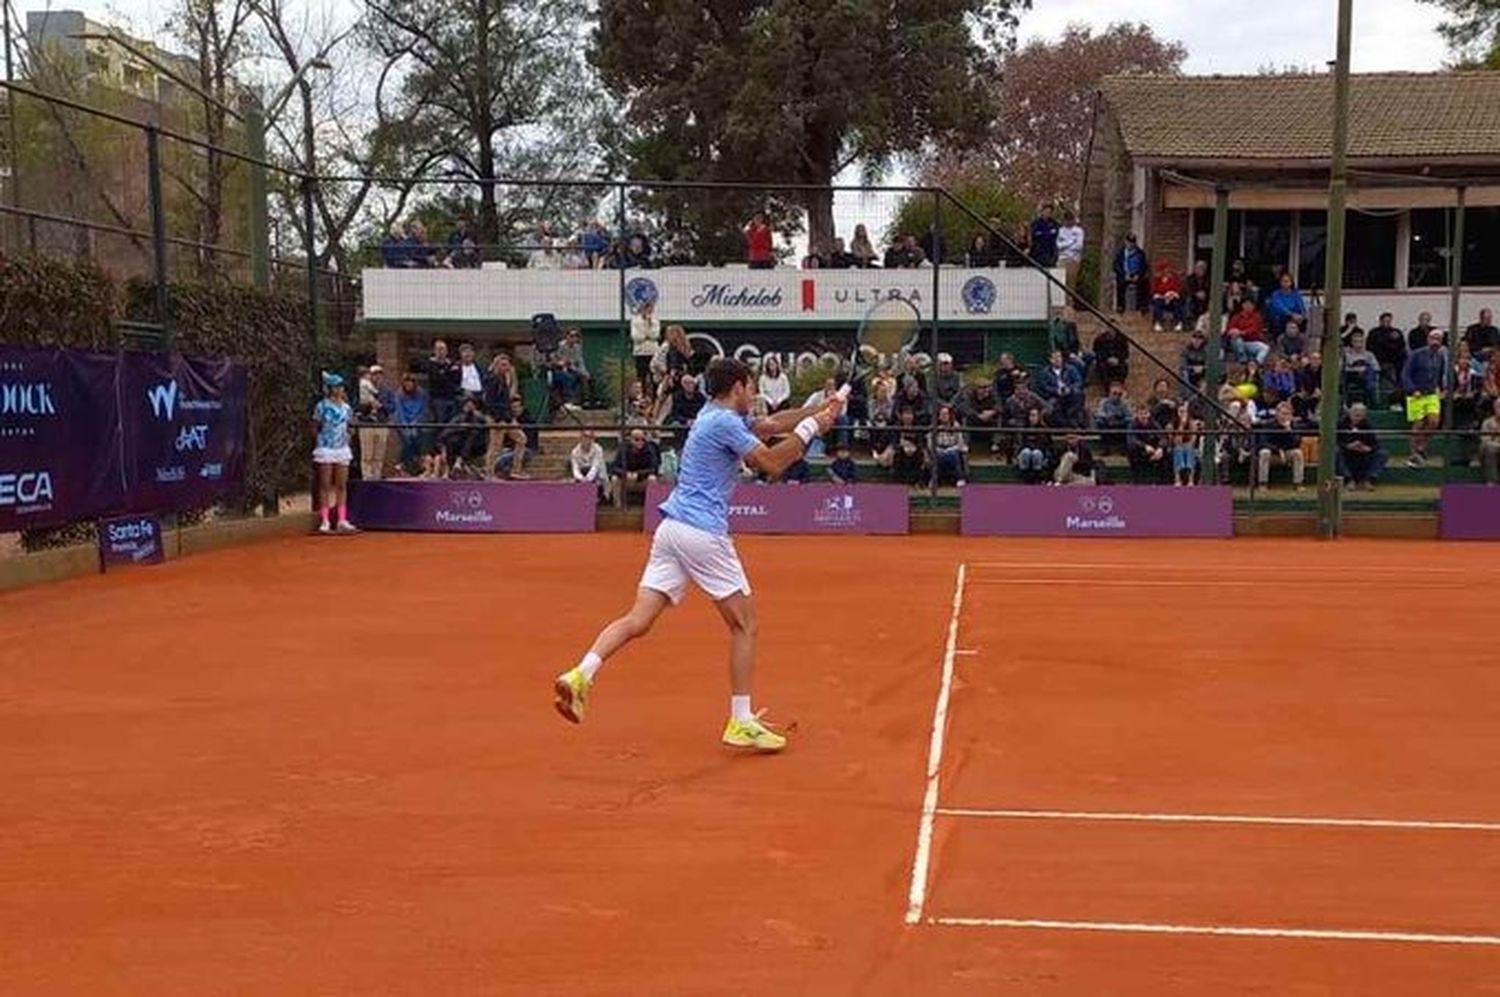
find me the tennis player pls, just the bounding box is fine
[554,357,842,752]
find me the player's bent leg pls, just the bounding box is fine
[713,592,785,753]
[554,587,672,725]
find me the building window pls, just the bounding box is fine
[1240,211,1291,289]
[1462,207,1500,286]
[1191,207,1243,272]
[1298,209,1397,290]
[1409,208,1451,288]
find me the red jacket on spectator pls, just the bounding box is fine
[746,219,773,264]
[1151,265,1182,299]
[1227,307,1266,341]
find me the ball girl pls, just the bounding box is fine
[313,371,358,533]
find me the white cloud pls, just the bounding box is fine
[1015,0,1450,73]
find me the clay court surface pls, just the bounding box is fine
[2,533,1498,995]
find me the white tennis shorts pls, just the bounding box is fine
[639,517,751,605]
[313,445,353,465]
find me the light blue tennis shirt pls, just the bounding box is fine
[658,402,761,536]
[313,398,351,449]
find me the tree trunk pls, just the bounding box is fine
[477,141,498,246]
[805,185,834,257]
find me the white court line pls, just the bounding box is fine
[904,562,967,926]
[968,561,1480,575]
[954,649,980,656]
[967,578,1467,590]
[929,917,1500,946]
[933,807,1500,833]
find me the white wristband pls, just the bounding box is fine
[793,416,821,446]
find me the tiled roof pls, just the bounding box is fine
[1099,72,1500,160]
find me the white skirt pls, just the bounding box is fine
[313,445,353,465]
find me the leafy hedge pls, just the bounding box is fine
[0,257,322,547]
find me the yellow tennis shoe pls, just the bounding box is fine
[721,712,787,753]
[553,667,590,724]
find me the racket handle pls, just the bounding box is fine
[835,384,851,402]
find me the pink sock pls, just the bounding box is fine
[319,506,331,525]
[337,503,349,524]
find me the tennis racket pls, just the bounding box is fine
[836,295,922,402]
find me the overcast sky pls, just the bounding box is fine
[24,0,1453,74]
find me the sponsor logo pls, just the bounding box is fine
[175,424,209,451]
[690,284,784,309]
[812,492,861,528]
[199,463,223,480]
[623,277,659,313]
[451,490,485,510]
[147,379,223,420]
[1066,493,1126,531]
[0,381,56,417]
[105,518,155,543]
[728,503,769,518]
[155,466,187,483]
[434,508,494,525]
[832,287,923,307]
[435,489,492,524]
[0,469,54,510]
[961,276,998,315]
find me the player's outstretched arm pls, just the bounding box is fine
[754,397,844,440]
[744,406,838,480]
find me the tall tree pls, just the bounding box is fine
[1422,0,1500,65]
[365,0,614,247]
[592,0,1026,256]
[928,22,1184,209]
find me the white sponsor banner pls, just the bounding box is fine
[363,266,1060,324]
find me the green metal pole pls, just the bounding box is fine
[245,99,269,287]
[1445,186,1466,440]
[1316,0,1353,539]
[146,127,173,352]
[1204,185,1230,481]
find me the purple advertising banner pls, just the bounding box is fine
[1440,485,1500,540]
[1,346,124,531]
[961,484,1234,538]
[348,480,597,533]
[122,352,248,514]
[643,482,910,534]
[1,345,246,531]
[97,513,166,569]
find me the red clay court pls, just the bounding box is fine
[2,533,1498,994]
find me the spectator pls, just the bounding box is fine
[932,353,962,408]
[530,223,561,269]
[1341,330,1382,406]
[630,300,661,388]
[1170,403,1202,486]
[746,212,774,268]
[380,224,407,268]
[1230,362,1262,418]
[440,396,493,477]
[1036,349,1084,426]
[1091,325,1130,390]
[1265,272,1307,338]
[889,409,930,486]
[1407,311,1440,353]
[1453,341,1483,430]
[801,245,825,270]
[1057,210,1085,291]
[1112,233,1148,312]
[895,378,930,426]
[1481,399,1500,485]
[1258,265,1288,311]
[1226,298,1271,364]
[666,373,705,428]
[993,352,1023,402]
[580,220,610,268]
[829,442,858,485]
[827,238,856,269]
[559,327,592,391]
[758,355,791,413]
[1049,312,1091,380]
[850,224,876,268]
[662,324,694,384]
[1053,431,1097,486]
[424,339,461,424]
[1338,403,1386,491]
[959,379,1001,453]
[1127,404,1169,483]
[1263,356,1297,407]
[447,221,480,268]
[1216,403,1256,484]
[1003,378,1044,446]
[1181,326,1209,389]
[1029,203,1060,268]
[1465,308,1499,363]
[496,396,537,479]
[392,373,431,474]
[1279,319,1309,360]
[1182,260,1212,323]
[547,356,584,413]
[1000,221,1032,266]
[484,353,519,419]
[625,233,654,268]
[610,428,660,505]
[1338,311,1363,347]
[1294,353,1323,420]
[1150,259,1185,332]
[1484,354,1500,413]
[570,430,608,500]
[1015,407,1052,484]
[1227,259,1258,310]
[932,405,969,488]
[560,240,587,270]
[1401,328,1449,467]
[884,234,918,269]
[1257,402,1306,491]
[1093,381,1132,451]
[404,221,434,268]
[457,342,485,402]
[919,226,946,267]
[356,365,394,480]
[965,233,997,268]
[1367,312,1407,401]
